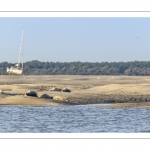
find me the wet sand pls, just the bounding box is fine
[1,75,150,107]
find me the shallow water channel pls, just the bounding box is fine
[0,104,150,132]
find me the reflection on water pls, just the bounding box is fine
[0,104,150,132]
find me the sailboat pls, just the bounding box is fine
[7,30,24,75]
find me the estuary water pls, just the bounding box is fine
[0,104,150,132]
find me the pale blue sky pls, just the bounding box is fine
[0,18,150,63]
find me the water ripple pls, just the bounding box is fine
[0,105,150,132]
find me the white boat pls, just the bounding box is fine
[7,30,24,75]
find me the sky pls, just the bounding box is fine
[0,17,150,63]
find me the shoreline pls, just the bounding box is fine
[1,92,150,108]
[101,102,150,108]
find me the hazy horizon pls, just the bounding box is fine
[2,60,150,64]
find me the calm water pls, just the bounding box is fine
[0,104,150,132]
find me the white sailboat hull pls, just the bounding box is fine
[7,67,23,75]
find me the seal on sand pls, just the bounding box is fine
[25,90,38,97]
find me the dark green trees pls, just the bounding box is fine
[1,60,150,75]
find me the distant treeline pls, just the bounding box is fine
[1,60,150,75]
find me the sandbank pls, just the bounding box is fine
[1,75,150,107]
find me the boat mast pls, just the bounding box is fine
[18,30,24,69]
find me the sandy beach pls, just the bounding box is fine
[1,75,150,107]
